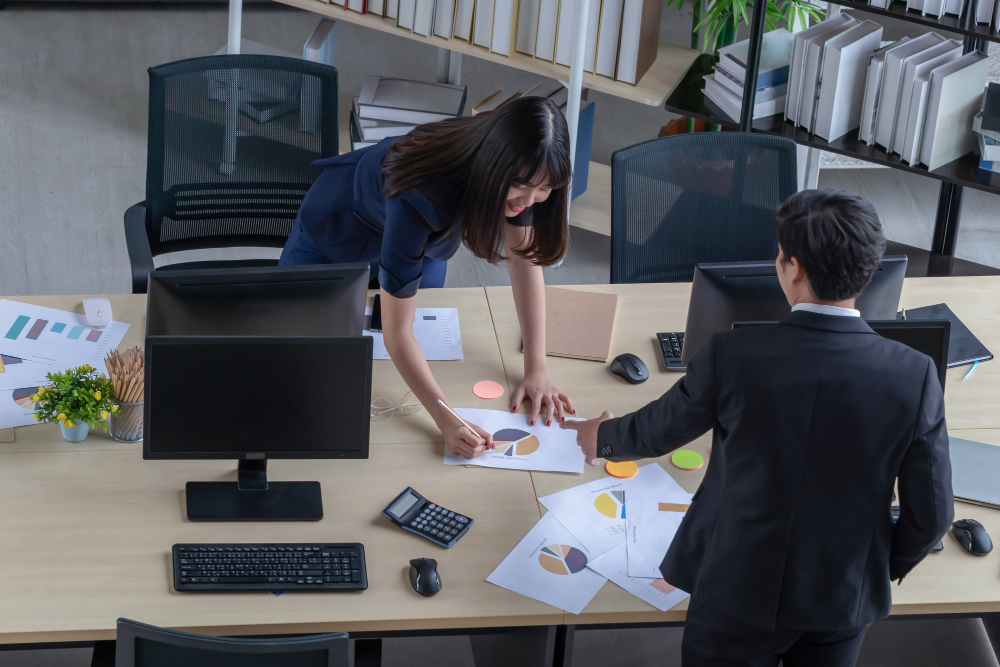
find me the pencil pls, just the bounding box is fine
[436,399,493,449]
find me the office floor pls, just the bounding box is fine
[1,2,1000,666]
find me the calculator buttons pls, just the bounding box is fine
[456,516,468,523]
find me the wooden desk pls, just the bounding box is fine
[3,279,1000,648]
[0,444,553,644]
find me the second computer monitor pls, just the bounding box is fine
[681,256,907,364]
[146,263,370,336]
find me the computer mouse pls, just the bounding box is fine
[952,519,993,556]
[82,297,112,328]
[409,557,442,597]
[610,353,647,384]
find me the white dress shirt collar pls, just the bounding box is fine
[791,302,861,318]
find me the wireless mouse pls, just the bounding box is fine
[610,353,647,384]
[82,297,112,328]
[952,518,993,556]
[409,557,442,597]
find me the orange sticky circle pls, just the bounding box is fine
[473,380,505,399]
[605,460,638,478]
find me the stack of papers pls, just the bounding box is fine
[0,300,130,429]
[486,463,694,613]
[363,307,463,361]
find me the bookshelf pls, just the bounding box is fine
[664,54,1000,197]
[271,0,699,107]
[664,2,997,273]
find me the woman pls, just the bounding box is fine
[280,96,575,458]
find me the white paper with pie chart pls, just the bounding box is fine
[538,463,679,553]
[486,513,606,614]
[442,408,585,473]
[588,543,689,612]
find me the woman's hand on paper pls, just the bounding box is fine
[561,410,614,467]
[512,371,575,426]
[443,419,494,459]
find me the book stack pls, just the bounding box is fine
[703,28,793,122]
[350,75,467,150]
[325,0,664,87]
[977,83,1000,173]
[468,81,593,199]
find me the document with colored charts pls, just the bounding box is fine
[0,300,130,371]
[486,512,606,614]
[625,473,693,578]
[363,307,463,361]
[588,543,690,612]
[442,408,585,473]
[538,463,678,553]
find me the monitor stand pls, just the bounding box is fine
[185,459,323,521]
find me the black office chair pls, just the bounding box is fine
[90,618,349,667]
[124,55,339,294]
[610,133,798,284]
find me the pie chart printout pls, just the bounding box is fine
[12,387,35,409]
[492,428,540,456]
[538,544,588,575]
[594,490,626,519]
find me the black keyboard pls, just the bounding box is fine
[172,543,368,592]
[656,332,687,371]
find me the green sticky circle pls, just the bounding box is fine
[671,449,704,471]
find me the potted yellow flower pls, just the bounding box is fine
[32,365,118,442]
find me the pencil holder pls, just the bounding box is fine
[109,400,143,443]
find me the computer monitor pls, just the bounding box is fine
[144,335,373,521]
[732,320,951,391]
[681,256,907,364]
[867,320,950,391]
[146,263,370,336]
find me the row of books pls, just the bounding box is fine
[868,0,1000,31]
[857,31,987,171]
[775,16,988,171]
[702,29,793,122]
[323,0,663,85]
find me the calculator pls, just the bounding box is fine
[382,487,474,548]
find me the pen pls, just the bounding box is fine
[437,399,493,449]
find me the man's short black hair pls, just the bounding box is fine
[776,189,886,302]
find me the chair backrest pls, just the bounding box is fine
[145,55,338,258]
[610,133,798,284]
[115,618,349,667]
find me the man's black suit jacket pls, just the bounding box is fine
[597,310,953,632]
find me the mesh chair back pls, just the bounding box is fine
[610,133,798,284]
[145,55,338,258]
[115,618,349,667]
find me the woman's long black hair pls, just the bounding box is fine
[381,95,571,266]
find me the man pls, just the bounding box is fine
[563,189,953,667]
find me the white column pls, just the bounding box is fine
[228,0,243,54]
[565,2,589,188]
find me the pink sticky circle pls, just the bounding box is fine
[473,380,505,399]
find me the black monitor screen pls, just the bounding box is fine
[144,336,372,459]
[146,263,370,337]
[868,320,950,392]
